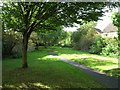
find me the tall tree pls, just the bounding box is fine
[112,11,120,57]
[2,2,119,68]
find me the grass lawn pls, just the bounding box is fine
[53,47,119,78]
[2,49,107,89]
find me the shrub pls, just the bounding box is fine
[71,21,97,51]
[29,32,40,50]
[27,39,36,52]
[2,30,22,58]
[59,31,73,47]
[89,35,105,54]
[90,35,118,57]
[101,37,118,57]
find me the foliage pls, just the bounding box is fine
[2,2,110,34]
[38,26,68,48]
[89,35,105,54]
[29,32,40,50]
[71,22,97,51]
[101,37,118,57]
[90,35,118,57]
[112,12,120,57]
[3,30,39,58]
[59,31,73,47]
[2,30,22,58]
[38,26,67,48]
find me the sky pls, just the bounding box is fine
[64,23,79,32]
[95,8,118,31]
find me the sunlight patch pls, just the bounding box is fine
[32,83,50,88]
[37,55,54,60]
[37,55,59,61]
[95,65,118,71]
[42,55,57,59]
[4,84,16,88]
[61,54,118,63]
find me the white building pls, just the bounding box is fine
[95,9,118,38]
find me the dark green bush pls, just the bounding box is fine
[89,35,105,54]
[71,22,97,51]
[2,30,22,58]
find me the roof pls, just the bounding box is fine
[95,8,118,33]
[95,22,117,33]
[95,16,112,32]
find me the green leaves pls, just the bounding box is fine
[112,12,120,27]
[2,2,118,34]
[71,21,97,51]
[112,11,120,57]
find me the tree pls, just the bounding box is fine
[2,2,119,68]
[38,26,67,47]
[71,21,97,51]
[112,11,120,57]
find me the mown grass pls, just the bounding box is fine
[3,49,106,89]
[53,47,119,78]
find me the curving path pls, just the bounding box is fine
[48,51,119,90]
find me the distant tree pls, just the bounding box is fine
[59,31,73,47]
[38,26,67,47]
[71,21,97,51]
[2,2,119,68]
[112,11,120,56]
[29,32,40,50]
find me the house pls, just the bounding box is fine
[95,9,118,38]
[95,23,118,38]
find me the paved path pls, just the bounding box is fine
[48,51,119,89]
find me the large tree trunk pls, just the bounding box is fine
[22,34,29,68]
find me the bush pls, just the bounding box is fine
[71,22,97,51]
[101,37,118,57]
[2,30,22,58]
[90,35,118,57]
[89,35,105,54]
[29,32,40,50]
[59,31,72,47]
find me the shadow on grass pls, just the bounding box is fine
[54,47,87,55]
[3,54,106,89]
